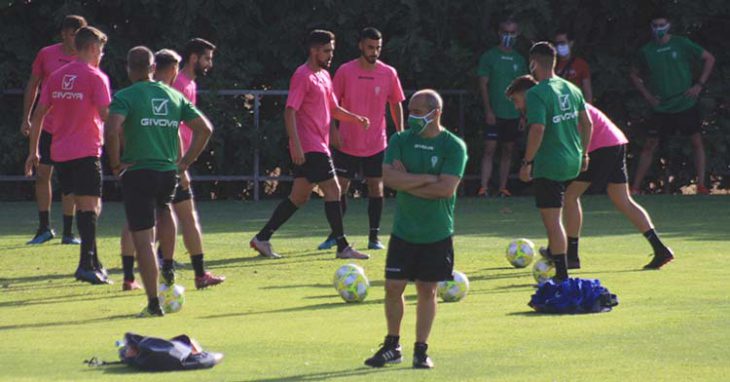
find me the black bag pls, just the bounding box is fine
[118,332,223,371]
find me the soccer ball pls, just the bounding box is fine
[332,263,365,288]
[333,265,369,303]
[437,270,469,302]
[506,238,535,268]
[158,284,185,313]
[532,258,556,284]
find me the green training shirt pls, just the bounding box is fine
[477,46,528,120]
[109,81,202,172]
[637,36,704,113]
[384,128,468,244]
[526,77,586,182]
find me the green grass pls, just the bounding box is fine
[1,195,729,381]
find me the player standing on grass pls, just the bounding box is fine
[515,42,592,282]
[22,15,86,245]
[508,76,674,270]
[106,46,213,317]
[249,29,371,260]
[25,26,112,284]
[364,89,467,369]
[317,27,405,251]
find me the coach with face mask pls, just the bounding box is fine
[553,29,593,103]
[629,10,716,195]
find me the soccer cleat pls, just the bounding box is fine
[160,266,176,286]
[567,254,581,269]
[477,186,489,197]
[498,188,512,198]
[413,343,434,369]
[61,235,81,245]
[538,246,551,260]
[336,246,370,260]
[364,342,402,367]
[368,240,385,250]
[317,237,337,250]
[195,271,226,289]
[250,236,282,259]
[696,185,710,195]
[136,305,164,318]
[122,280,142,291]
[643,247,675,270]
[74,267,111,285]
[26,228,55,245]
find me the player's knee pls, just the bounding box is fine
[290,194,309,206]
[384,281,405,297]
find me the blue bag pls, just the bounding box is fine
[529,278,618,314]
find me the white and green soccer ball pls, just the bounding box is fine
[333,264,369,303]
[437,270,469,302]
[506,238,535,268]
[158,283,185,313]
[532,258,556,284]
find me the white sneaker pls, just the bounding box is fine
[249,236,282,259]
[336,246,370,260]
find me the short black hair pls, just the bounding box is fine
[505,75,538,97]
[61,15,87,32]
[499,15,518,30]
[529,41,557,69]
[650,9,669,22]
[74,26,107,51]
[154,49,182,72]
[127,46,154,73]
[182,38,216,63]
[554,28,573,41]
[307,29,335,50]
[359,27,382,41]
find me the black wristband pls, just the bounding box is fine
[521,159,533,166]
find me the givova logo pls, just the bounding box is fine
[62,75,77,90]
[142,98,178,128]
[151,98,169,116]
[553,93,578,123]
[559,94,571,111]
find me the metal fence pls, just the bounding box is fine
[1,88,471,201]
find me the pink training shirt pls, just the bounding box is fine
[173,71,197,153]
[285,64,338,156]
[39,60,111,162]
[586,103,628,153]
[31,43,76,133]
[333,59,405,157]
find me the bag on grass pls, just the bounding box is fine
[529,277,618,314]
[118,332,224,371]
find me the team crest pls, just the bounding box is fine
[559,94,571,111]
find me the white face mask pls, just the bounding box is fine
[556,43,570,58]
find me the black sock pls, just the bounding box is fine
[163,259,174,271]
[385,335,400,347]
[148,297,161,311]
[368,197,383,241]
[325,201,349,252]
[326,194,348,241]
[63,214,74,237]
[552,253,569,281]
[414,342,428,353]
[39,211,49,230]
[122,255,135,282]
[191,254,205,277]
[257,198,298,241]
[76,211,96,270]
[567,237,579,260]
[643,229,667,253]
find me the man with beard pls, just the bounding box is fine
[317,27,405,251]
[249,29,371,260]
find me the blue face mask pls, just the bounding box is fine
[501,33,516,49]
[652,24,670,40]
[407,109,436,135]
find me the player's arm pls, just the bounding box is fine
[577,110,593,172]
[104,113,126,176]
[21,74,42,136]
[406,174,461,200]
[284,106,305,165]
[332,105,369,130]
[179,115,213,172]
[389,101,404,132]
[479,76,495,125]
[685,50,715,98]
[382,163,438,191]
[24,103,51,176]
[519,123,545,182]
[629,66,659,108]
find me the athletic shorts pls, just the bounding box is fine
[333,149,384,179]
[574,144,628,187]
[484,118,520,143]
[292,152,336,183]
[38,130,54,165]
[647,105,701,138]
[122,169,177,231]
[534,178,568,209]
[385,235,454,282]
[55,156,102,197]
[172,182,194,204]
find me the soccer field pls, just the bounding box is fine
[1,195,729,381]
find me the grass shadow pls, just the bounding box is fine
[0,313,133,331]
[201,299,385,320]
[239,366,411,381]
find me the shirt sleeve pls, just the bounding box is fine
[91,74,112,107]
[389,68,406,104]
[383,133,402,164]
[108,93,130,117]
[332,67,345,104]
[476,52,492,78]
[526,89,546,126]
[440,137,468,178]
[577,59,591,83]
[31,50,44,78]
[575,90,586,112]
[181,97,204,122]
[38,77,52,107]
[682,37,705,60]
[285,72,308,111]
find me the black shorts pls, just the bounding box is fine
[122,169,177,232]
[333,149,384,179]
[292,152,336,183]
[574,144,628,187]
[534,178,568,209]
[484,118,520,143]
[172,182,194,204]
[55,156,102,197]
[385,235,454,282]
[647,105,701,138]
[39,130,54,165]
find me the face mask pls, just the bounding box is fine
[407,109,436,135]
[556,43,570,58]
[652,24,670,40]
[501,33,516,49]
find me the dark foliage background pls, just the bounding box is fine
[1,0,729,199]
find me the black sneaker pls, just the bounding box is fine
[413,343,433,369]
[161,266,176,286]
[643,247,674,270]
[567,254,581,269]
[364,342,402,367]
